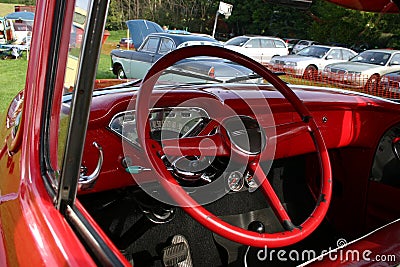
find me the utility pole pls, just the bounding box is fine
[212,1,233,39]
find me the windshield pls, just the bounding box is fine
[225,37,249,46]
[155,57,262,85]
[350,51,391,65]
[176,41,221,49]
[13,23,33,31]
[297,46,330,58]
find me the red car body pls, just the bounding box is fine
[0,0,399,266]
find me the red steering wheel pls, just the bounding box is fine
[135,45,332,248]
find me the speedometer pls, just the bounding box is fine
[109,107,209,148]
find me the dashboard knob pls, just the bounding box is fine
[248,221,265,234]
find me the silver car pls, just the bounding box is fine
[291,40,318,54]
[270,45,357,79]
[380,70,400,94]
[322,49,400,90]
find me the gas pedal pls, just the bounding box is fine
[162,235,193,267]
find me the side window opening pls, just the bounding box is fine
[342,50,355,60]
[274,40,285,48]
[260,39,274,48]
[328,49,341,60]
[390,54,400,65]
[159,38,174,54]
[141,37,159,53]
[246,39,259,48]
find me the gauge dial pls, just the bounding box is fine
[227,171,244,191]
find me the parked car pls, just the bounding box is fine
[111,32,221,79]
[322,49,400,91]
[291,39,319,54]
[117,37,134,49]
[224,35,289,65]
[0,44,23,59]
[11,22,33,44]
[270,45,357,79]
[1,0,400,266]
[380,70,400,93]
[283,38,300,53]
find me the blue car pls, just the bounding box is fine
[110,20,259,83]
[111,31,220,79]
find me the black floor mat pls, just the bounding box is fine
[78,156,340,266]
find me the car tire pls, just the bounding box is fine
[303,65,317,80]
[365,74,380,92]
[116,65,126,79]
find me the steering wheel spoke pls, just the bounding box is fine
[141,138,165,162]
[248,161,296,231]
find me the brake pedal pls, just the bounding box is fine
[162,235,193,267]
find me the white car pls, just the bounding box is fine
[322,49,400,90]
[270,45,357,79]
[12,22,33,45]
[291,40,318,54]
[224,35,288,65]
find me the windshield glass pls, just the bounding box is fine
[157,57,261,85]
[350,51,391,65]
[176,41,220,49]
[225,37,249,46]
[13,23,33,31]
[297,46,330,58]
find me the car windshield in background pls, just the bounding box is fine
[13,23,33,31]
[350,51,391,65]
[158,57,261,85]
[297,46,330,58]
[176,41,221,49]
[224,37,249,46]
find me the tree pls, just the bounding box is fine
[103,0,400,49]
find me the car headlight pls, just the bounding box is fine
[285,62,297,67]
[347,71,361,75]
[381,77,389,84]
[323,66,331,72]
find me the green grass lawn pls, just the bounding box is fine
[0,3,16,16]
[0,53,28,114]
[0,51,117,114]
[0,30,126,114]
[97,53,116,79]
[106,29,129,44]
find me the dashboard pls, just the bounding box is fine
[108,107,210,149]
